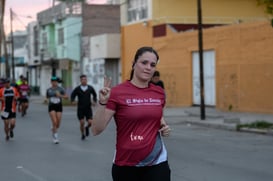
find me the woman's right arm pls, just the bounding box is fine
[92,104,115,136]
[92,76,113,136]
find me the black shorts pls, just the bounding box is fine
[19,98,29,103]
[112,161,171,181]
[77,107,93,120]
[48,104,63,112]
[1,111,16,120]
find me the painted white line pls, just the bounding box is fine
[17,166,48,181]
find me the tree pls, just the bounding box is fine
[257,0,273,26]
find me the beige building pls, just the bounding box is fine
[120,0,273,113]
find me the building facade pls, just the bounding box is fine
[32,2,121,96]
[37,2,83,96]
[81,4,120,92]
[120,0,273,113]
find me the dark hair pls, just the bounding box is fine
[130,46,159,80]
[80,74,87,79]
[153,70,160,77]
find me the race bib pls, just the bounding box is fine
[22,91,28,96]
[1,111,9,118]
[50,97,61,104]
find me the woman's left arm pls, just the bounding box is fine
[159,117,171,137]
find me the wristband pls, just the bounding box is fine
[99,101,107,106]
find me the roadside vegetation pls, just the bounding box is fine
[237,121,273,131]
[257,0,273,26]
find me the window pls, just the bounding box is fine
[127,0,148,23]
[58,28,64,45]
[42,32,48,50]
[65,3,82,15]
[34,26,39,56]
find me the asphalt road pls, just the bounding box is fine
[0,102,272,181]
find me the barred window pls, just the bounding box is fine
[127,0,148,23]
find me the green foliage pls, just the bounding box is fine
[257,0,273,26]
[228,104,233,111]
[237,121,273,130]
[257,0,273,15]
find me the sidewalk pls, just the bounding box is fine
[164,106,273,136]
[29,96,273,136]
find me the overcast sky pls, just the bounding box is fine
[4,0,107,32]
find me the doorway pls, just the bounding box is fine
[192,50,216,106]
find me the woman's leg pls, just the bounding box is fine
[3,119,10,140]
[49,111,58,133]
[9,118,16,138]
[56,112,62,130]
[143,161,171,181]
[112,164,139,181]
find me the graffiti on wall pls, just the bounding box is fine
[219,71,239,111]
[83,58,105,93]
[164,72,177,105]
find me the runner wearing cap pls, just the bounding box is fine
[45,76,68,144]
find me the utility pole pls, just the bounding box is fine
[0,0,8,76]
[197,0,206,120]
[3,34,10,77]
[10,8,15,80]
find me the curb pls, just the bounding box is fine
[183,120,237,131]
[238,128,273,136]
[166,116,273,136]
[166,116,237,131]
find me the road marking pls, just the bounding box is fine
[17,166,48,181]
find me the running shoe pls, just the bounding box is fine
[6,135,10,141]
[81,134,85,140]
[53,138,59,144]
[53,133,59,144]
[85,126,89,137]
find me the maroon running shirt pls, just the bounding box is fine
[107,81,166,166]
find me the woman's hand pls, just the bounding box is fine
[159,117,171,137]
[99,76,112,104]
[159,124,171,137]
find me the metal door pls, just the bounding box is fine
[192,50,216,106]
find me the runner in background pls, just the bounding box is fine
[15,75,26,112]
[17,78,31,117]
[150,70,165,89]
[0,78,20,141]
[71,74,97,140]
[46,76,68,144]
[16,75,24,86]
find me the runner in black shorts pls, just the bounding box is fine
[0,78,20,141]
[46,76,68,144]
[71,74,97,140]
[48,103,63,112]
